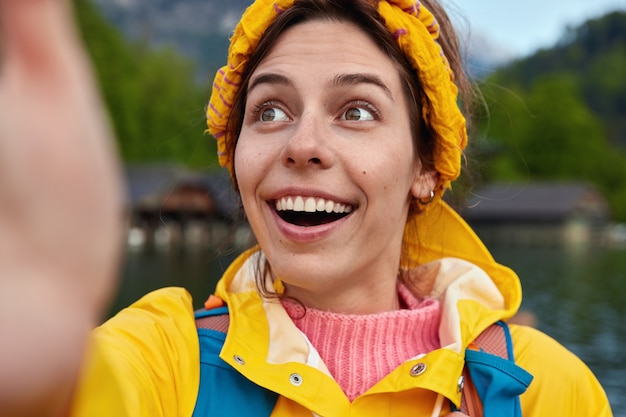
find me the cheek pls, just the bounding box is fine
[233,141,256,197]
[233,135,274,200]
[361,146,416,188]
[233,134,257,175]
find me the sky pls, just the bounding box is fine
[451,0,626,61]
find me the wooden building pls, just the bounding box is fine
[460,182,610,246]
[124,164,248,249]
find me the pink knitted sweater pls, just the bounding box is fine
[281,283,441,401]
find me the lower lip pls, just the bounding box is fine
[270,206,352,242]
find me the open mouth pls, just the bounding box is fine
[274,196,353,227]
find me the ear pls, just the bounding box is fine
[410,169,438,201]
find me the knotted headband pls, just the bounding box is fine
[206,0,468,194]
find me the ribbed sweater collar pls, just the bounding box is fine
[281,283,441,401]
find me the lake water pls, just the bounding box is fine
[109,243,626,413]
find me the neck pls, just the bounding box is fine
[283,276,400,314]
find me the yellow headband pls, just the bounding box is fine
[206,0,467,193]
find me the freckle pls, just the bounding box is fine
[362,171,367,175]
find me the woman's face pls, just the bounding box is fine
[235,19,434,310]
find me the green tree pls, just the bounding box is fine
[584,43,626,144]
[73,0,217,168]
[474,79,532,181]
[492,11,626,148]
[520,75,606,179]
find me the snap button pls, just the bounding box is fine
[410,362,427,377]
[289,373,303,386]
[233,355,245,365]
[457,375,464,392]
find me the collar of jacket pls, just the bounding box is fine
[213,233,521,413]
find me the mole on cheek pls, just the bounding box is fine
[362,171,367,175]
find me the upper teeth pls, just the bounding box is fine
[275,196,353,214]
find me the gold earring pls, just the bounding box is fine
[418,190,435,205]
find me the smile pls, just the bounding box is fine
[274,196,354,227]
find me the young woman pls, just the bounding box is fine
[0,0,612,416]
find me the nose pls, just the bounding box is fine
[281,113,334,169]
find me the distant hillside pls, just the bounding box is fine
[489,11,626,148]
[92,0,251,38]
[92,0,252,81]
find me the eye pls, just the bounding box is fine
[342,104,376,121]
[259,106,289,122]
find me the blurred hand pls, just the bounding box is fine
[0,0,123,415]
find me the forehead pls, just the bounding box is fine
[251,19,401,86]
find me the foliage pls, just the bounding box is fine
[476,11,626,221]
[73,0,217,168]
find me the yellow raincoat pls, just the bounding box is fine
[70,203,612,417]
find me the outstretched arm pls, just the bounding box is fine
[0,0,123,415]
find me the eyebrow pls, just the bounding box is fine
[331,73,394,102]
[248,73,292,93]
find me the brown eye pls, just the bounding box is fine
[260,107,288,122]
[343,107,374,121]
